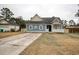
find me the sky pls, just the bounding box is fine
[0,4,79,23]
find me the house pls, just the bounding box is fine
[65,26,79,33]
[26,14,64,32]
[65,20,79,33]
[0,19,19,32]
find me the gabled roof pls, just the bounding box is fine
[26,15,62,24]
[41,17,53,23]
[0,19,9,25]
[31,14,41,20]
[26,17,54,24]
[34,14,39,16]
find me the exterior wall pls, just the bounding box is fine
[52,29,64,32]
[52,24,64,32]
[65,28,79,33]
[0,25,19,32]
[0,25,10,32]
[64,29,69,33]
[26,24,47,32]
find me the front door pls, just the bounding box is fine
[47,25,51,32]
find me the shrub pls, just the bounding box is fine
[11,29,15,32]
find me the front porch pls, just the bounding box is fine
[46,24,64,32]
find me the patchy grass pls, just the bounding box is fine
[67,33,79,39]
[20,33,79,55]
[0,32,23,39]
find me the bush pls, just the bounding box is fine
[11,29,15,32]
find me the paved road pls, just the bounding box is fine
[0,33,41,55]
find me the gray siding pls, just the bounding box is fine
[26,24,46,32]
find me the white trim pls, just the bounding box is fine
[39,25,43,30]
[29,25,33,30]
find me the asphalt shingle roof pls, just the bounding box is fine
[26,16,62,24]
[0,19,18,25]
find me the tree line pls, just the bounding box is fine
[0,8,26,31]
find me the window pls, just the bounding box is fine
[29,25,33,30]
[39,25,43,30]
[53,25,59,29]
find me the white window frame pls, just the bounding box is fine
[29,25,33,30]
[39,25,43,30]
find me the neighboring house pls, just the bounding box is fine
[65,26,79,33]
[0,19,19,32]
[26,14,64,32]
[65,20,79,33]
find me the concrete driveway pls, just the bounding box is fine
[0,33,41,55]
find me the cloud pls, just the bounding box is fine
[0,4,78,22]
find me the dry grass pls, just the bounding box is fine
[0,32,23,39]
[20,33,79,55]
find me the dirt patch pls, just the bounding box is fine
[0,32,23,39]
[20,33,79,55]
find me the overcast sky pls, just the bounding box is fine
[0,4,79,23]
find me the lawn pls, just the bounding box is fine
[0,32,23,39]
[20,33,79,55]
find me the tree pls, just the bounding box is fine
[75,5,79,25]
[11,16,26,31]
[1,8,14,21]
[0,8,26,31]
[75,10,79,17]
[75,10,79,25]
[62,20,67,27]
